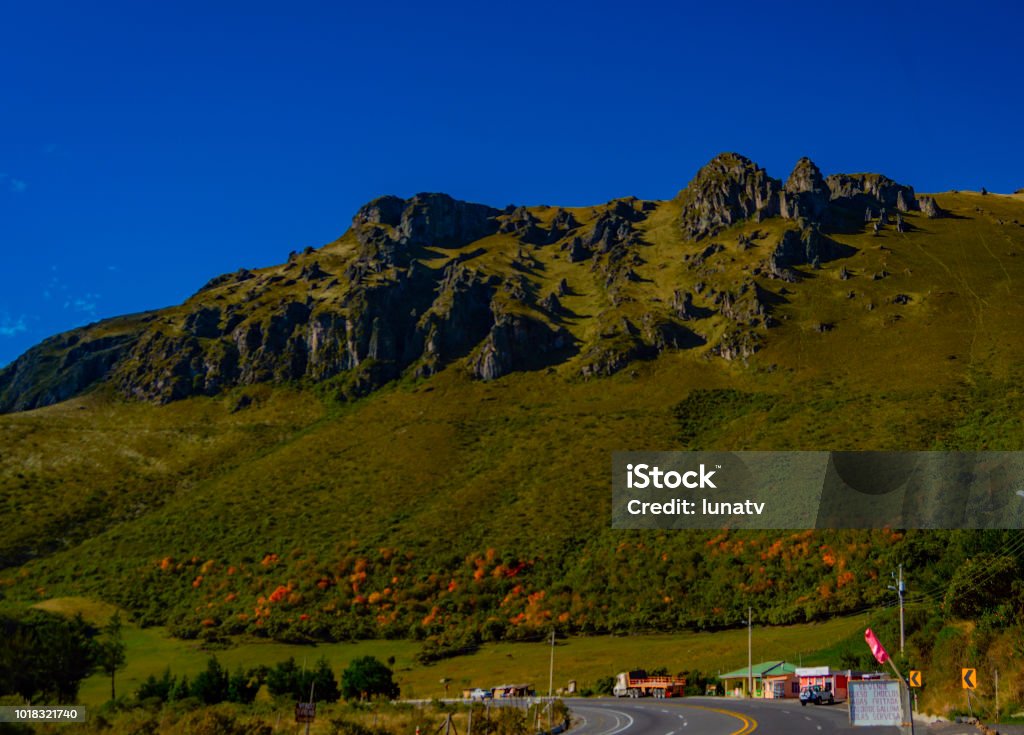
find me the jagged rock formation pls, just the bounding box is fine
[780,157,831,222]
[676,156,929,243]
[918,195,944,218]
[499,206,546,244]
[824,173,918,212]
[677,153,781,239]
[771,227,852,268]
[0,154,962,413]
[469,314,569,380]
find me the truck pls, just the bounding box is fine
[612,670,687,698]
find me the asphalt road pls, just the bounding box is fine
[566,696,904,735]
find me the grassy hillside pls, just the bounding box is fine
[2,185,1024,720]
[2,192,1024,640]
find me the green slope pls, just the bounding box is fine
[2,192,1024,648]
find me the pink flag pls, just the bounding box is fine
[864,628,889,664]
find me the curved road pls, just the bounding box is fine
[567,696,903,734]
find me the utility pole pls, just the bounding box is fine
[995,668,999,723]
[747,607,753,698]
[548,628,556,733]
[888,565,905,653]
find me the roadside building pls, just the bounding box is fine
[718,661,798,698]
[491,683,535,698]
[763,669,801,699]
[795,667,884,702]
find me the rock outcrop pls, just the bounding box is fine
[677,153,781,240]
[780,157,831,222]
[918,195,944,218]
[824,173,919,212]
[469,313,569,380]
[771,227,852,268]
[0,326,144,413]
[0,155,956,414]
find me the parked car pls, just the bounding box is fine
[470,688,493,700]
[800,685,834,706]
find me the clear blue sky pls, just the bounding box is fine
[2,0,1021,366]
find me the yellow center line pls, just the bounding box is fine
[677,704,757,734]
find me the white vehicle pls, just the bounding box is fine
[470,688,493,700]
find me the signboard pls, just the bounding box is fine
[849,680,906,727]
[295,703,316,723]
[909,670,922,688]
[962,668,976,690]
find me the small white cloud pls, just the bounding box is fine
[0,313,27,337]
[63,292,101,319]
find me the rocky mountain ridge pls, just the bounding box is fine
[0,153,956,413]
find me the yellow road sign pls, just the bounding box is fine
[962,668,976,690]
[909,670,922,687]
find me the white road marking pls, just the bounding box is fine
[603,708,636,735]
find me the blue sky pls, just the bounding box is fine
[2,0,1022,366]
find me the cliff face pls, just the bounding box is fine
[0,317,151,413]
[0,154,955,413]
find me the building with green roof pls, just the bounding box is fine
[718,661,799,698]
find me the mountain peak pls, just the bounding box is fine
[784,157,828,194]
[676,152,782,239]
[352,192,500,252]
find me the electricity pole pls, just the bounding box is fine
[995,668,999,723]
[548,628,555,732]
[888,566,905,653]
[747,607,753,698]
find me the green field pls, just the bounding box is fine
[33,597,869,707]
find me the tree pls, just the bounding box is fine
[191,656,229,704]
[309,658,340,703]
[266,657,303,700]
[1,611,98,704]
[137,668,176,702]
[169,674,191,702]
[265,656,340,703]
[97,612,127,701]
[227,666,260,704]
[340,656,399,701]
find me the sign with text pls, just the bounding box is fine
[295,703,316,723]
[611,451,1024,529]
[849,680,906,727]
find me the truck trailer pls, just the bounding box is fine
[613,670,687,698]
